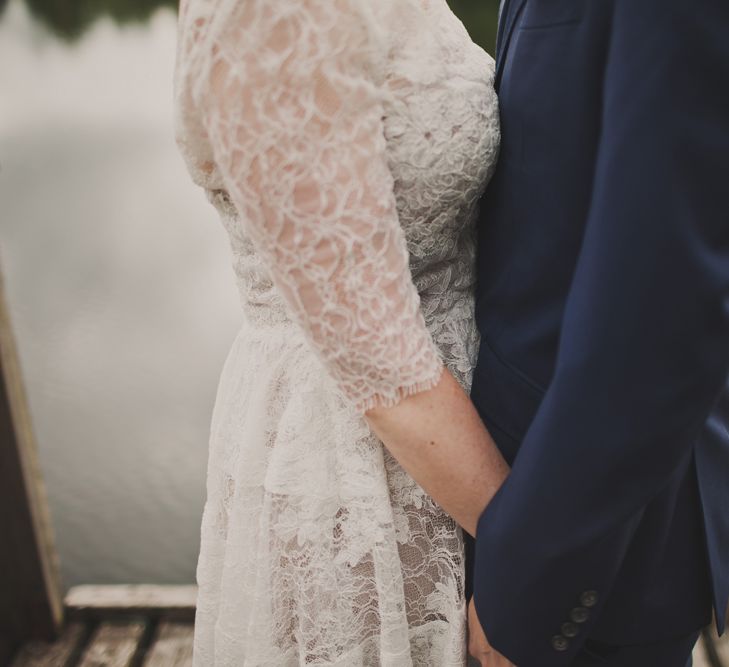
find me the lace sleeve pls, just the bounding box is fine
[196,0,444,413]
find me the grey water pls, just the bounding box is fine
[0,0,242,590]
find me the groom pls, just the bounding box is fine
[465,0,729,665]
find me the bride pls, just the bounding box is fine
[173,0,508,664]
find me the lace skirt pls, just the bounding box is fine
[191,317,468,666]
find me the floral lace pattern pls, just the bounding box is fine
[173,0,500,664]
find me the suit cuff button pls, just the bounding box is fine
[580,590,598,608]
[552,635,570,652]
[561,622,579,638]
[570,606,590,623]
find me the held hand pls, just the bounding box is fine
[468,597,516,667]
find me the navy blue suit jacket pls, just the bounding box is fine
[467,0,729,664]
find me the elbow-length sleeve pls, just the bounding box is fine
[196,0,444,413]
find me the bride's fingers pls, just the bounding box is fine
[474,648,516,667]
[492,652,516,667]
[468,640,490,661]
[466,599,516,666]
[468,651,490,667]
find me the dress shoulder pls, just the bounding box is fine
[175,0,446,412]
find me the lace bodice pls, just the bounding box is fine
[173,0,500,411]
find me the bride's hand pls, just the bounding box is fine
[468,597,516,667]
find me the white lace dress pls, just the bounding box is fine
[173,1,500,664]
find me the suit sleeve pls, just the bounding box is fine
[472,0,729,664]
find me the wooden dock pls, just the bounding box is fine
[9,585,197,667]
[7,584,728,667]
[0,265,199,667]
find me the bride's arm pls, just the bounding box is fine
[194,0,507,533]
[366,371,509,536]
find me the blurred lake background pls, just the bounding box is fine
[0,0,498,591]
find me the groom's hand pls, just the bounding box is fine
[468,597,516,666]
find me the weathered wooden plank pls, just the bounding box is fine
[77,620,147,667]
[142,621,194,667]
[9,621,86,667]
[65,586,197,622]
[0,267,64,663]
